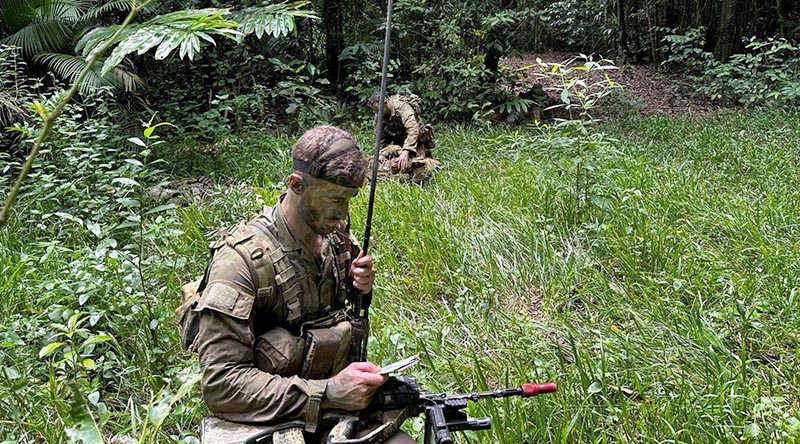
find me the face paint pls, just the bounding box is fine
[297,175,359,235]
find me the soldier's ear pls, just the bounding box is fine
[289,173,305,194]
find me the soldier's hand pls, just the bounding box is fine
[393,150,411,171]
[322,362,388,411]
[350,252,375,294]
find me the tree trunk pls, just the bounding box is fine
[714,0,737,61]
[702,0,718,53]
[483,0,511,80]
[323,0,343,93]
[617,0,631,62]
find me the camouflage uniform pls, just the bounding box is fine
[194,196,359,426]
[375,95,440,184]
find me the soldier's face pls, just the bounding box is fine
[298,176,359,235]
[370,102,390,116]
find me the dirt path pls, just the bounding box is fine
[502,53,718,119]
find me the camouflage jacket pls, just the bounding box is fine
[381,95,421,156]
[194,197,359,425]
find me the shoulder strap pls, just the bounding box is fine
[248,222,305,325]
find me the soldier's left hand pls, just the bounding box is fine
[350,252,376,294]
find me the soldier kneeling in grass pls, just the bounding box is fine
[176,125,414,444]
[367,92,441,185]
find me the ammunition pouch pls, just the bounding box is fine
[303,308,369,365]
[299,309,356,378]
[301,321,352,379]
[254,327,305,377]
[253,309,367,379]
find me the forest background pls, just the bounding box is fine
[1,0,800,443]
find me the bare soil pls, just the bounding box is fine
[502,53,719,119]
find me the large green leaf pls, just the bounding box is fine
[82,8,242,74]
[231,1,317,40]
[75,2,317,76]
[66,385,105,444]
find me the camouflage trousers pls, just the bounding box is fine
[372,144,442,185]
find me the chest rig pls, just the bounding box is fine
[384,95,420,137]
[215,212,353,329]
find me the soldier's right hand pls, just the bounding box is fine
[393,150,411,171]
[322,362,388,411]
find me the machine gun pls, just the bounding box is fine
[327,375,557,444]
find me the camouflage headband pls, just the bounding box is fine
[292,137,359,179]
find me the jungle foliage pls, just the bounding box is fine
[3,0,800,146]
[1,0,800,443]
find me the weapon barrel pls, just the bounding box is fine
[454,383,557,401]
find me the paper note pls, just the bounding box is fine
[378,355,420,375]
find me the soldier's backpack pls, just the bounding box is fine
[176,277,206,352]
[174,227,246,352]
[404,94,422,116]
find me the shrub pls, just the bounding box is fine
[663,30,800,107]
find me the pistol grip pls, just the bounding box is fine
[326,408,410,444]
[328,415,359,444]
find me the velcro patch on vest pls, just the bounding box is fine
[257,286,274,298]
[200,283,255,320]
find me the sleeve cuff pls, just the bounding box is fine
[304,379,329,432]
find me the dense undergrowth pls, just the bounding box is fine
[1,109,799,443]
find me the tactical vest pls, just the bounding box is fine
[228,213,353,328]
[176,211,354,352]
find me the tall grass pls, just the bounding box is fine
[1,110,799,443]
[364,112,800,443]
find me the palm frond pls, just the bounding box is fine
[34,52,143,94]
[79,0,133,23]
[0,0,38,32]
[231,1,317,40]
[1,18,74,56]
[34,51,87,82]
[112,58,144,92]
[39,0,94,22]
